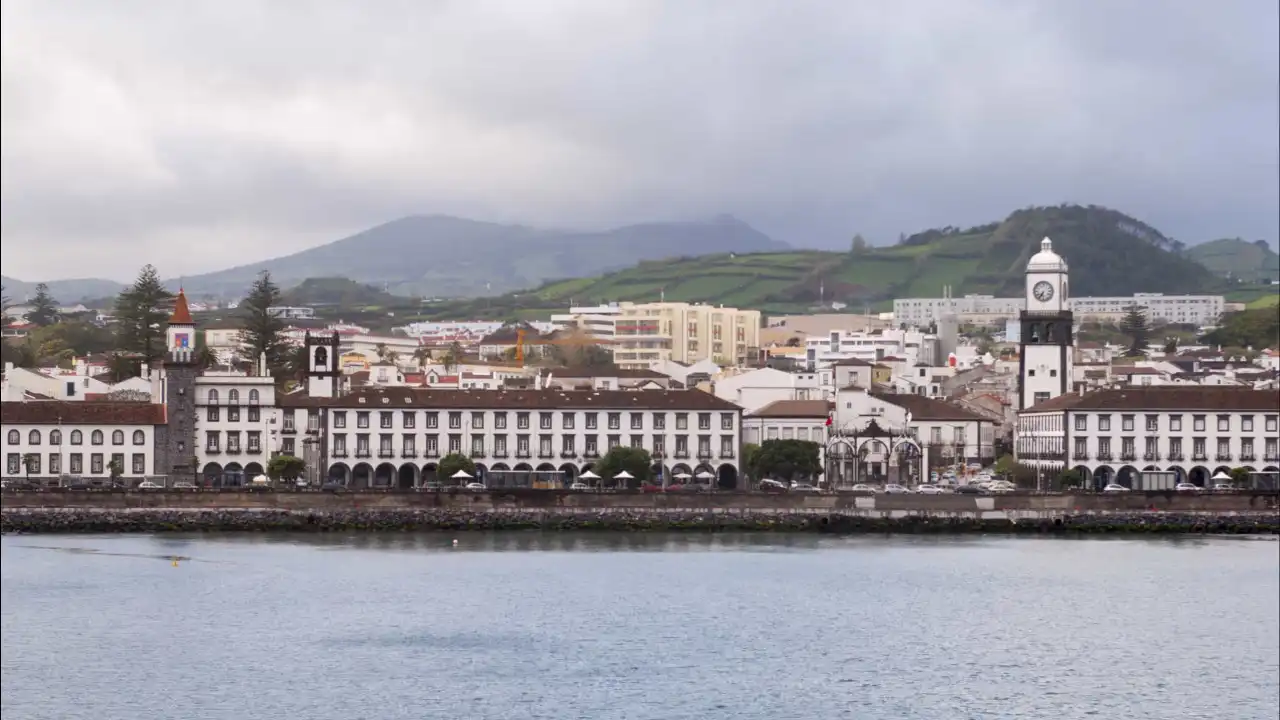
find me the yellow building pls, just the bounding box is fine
[609,302,762,369]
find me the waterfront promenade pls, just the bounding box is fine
[3,489,1277,534]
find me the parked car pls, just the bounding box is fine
[758,479,788,493]
[171,481,196,490]
[955,484,986,495]
[1211,483,1237,492]
[569,482,590,491]
[790,483,820,493]
[882,484,910,494]
[464,482,486,492]
[848,483,876,494]
[916,484,945,495]
[1103,483,1131,493]
[137,481,163,490]
[320,482,349,493]
[1175,482,1202,493]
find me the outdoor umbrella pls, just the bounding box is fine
[674,472,692,479]
[612,471,634,480]
[695,470,715,480]
[579,470,600,479]
[1210,470,1233,482]
[451,470,473,480]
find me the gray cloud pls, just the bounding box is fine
[2,0,1276,281]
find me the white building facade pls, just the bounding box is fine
[1016,387,1280,489]
[895,292,1224,328]
[1,402,166,482]
[279,387,746,489]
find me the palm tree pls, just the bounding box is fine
[444,341,463,373]
[412,346,432,369]
[375,343,390,361]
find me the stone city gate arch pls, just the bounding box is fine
[824,419,924,487]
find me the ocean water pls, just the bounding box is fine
[2,533,1277,720]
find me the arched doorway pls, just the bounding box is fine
[223,462,244,487]
[327,462,351,485]
[1188,466,1210,487]
[890,440,922,487]
[650,462,667,486]
[244,462,265,482]
[202,462,223,488]
[352,463,373,489]
[1211,466,1233,483]
[421,462,438,486]
[397,463,418,489]
[1116,465,1139,489]
[716,464,738,490]
[859,440,890,484]
[1093,465,1115,489]
[373,463,396,487]
[558,463,578,485]
[824,439,855,488]
[670,463,693,484]
[1069,465,1092,490]
[475,463,489,483]
[694,464,716,486]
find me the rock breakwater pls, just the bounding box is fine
[3,508,1278,535]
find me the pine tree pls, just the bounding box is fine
[850,233,869,254]
[26,283,60,327]
[1120,304,1150,356]
[238,271,288,376]
[114,265,174,361]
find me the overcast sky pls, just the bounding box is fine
[2,0,1277,282]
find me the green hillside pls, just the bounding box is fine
[1185,238,1279,282]
[405,204,1221,322]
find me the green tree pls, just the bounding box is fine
[443,341,464,372]
[193,330,218,369]
[108,459,123,485]
[412,346,432,368]
[751,439,822,482]
[1202,309,1279,350]
[850,233,869,254]
[104,352,141,382]
[26,283,60,327]
[1228,467,1251,489]
[594,446,652,489]
[1057,468,1084,491]
[1163,337,1178,354]
[1119,304,1150,356]
[114,264,174,361]
[438,452,477,485]
[740,443,761,482]
[238,271,288,376]
[267,454,307,488]
[21,453,38,481]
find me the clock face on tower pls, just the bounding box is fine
[1032,281,1054,302]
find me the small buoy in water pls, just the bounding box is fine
[452,539,459,547]
[172,559,179,567]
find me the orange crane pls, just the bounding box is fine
[515,327,609,365]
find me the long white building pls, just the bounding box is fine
[1016,386,1280,489]
[895,292,1224,327]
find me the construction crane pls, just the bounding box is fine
[515,327,608,366]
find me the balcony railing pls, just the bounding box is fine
[697,450,713,460]
[1192,454,1208,461]
[332,450,349,458]
[401,450,417,459]
[281,426,297,434]
[584,450,600,459]
[674,451,690,459]
[560,451,577,459]
[377,450,395,458]
[1215,454,1233,462]
[516,451,532,459]
[205,447,220,454]
[1167,453,1184,461]
[226,447,241,455]
[1096,453,1113,461]
[492,451,509,459]
[537,451,555,459]
[355,451,372,459]
[470,449,486,458]
[1265,453,1280,461]
[424,449,440,459]
[720,450,735,459]
[1239,453,1256,461]
[1142,453,1160,462]
[1119,453,1136,462]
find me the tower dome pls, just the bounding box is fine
[1026,237,1068,273]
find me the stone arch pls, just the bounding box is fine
[891,439,923,486]
[558,463,578,484]
[535,462,557,472]
[1142,465,1160,472]
[244,462,265,481]
[1069,465,1092,489]
[397,463,418,489]
[1093,465,1115,489]
[202,462,223,487]
[373,462,396,487]
[1265,466,1280,473]
[1116,465,1139,489]
[514,462,533,472]
[716,463,739,490]
[650,462,667,486]
[491,462,511,472]
[1188,466,1210,487]
[224,462,244,487]
[694,463,716,484]
[420,462,438,485]
[351,462,373,489]
[1166,466,1186,483]
[670,462,693,481]
[474,463,489,483]
[1211,466,1233,481]
[328,462,351,484]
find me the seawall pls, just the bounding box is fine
[3,490,1278,535]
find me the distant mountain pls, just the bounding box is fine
[434,204,1221,320]
[1185,238,1279,282]
[169,214,789,299]
[0,276,126,305]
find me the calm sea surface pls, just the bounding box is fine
[2,533,1277,720]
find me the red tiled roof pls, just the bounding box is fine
[279,387,742,411]
[0,401,166,425]
[1021,387,1280,414]
[168,289,194,325]
[747,400,832,419]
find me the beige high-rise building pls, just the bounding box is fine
[574,302,760,369]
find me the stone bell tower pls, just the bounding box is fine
[305,331,341,398]
[158,289,200,480]
[1018,238,1074,410]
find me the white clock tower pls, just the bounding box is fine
[1018,237,1073,409]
